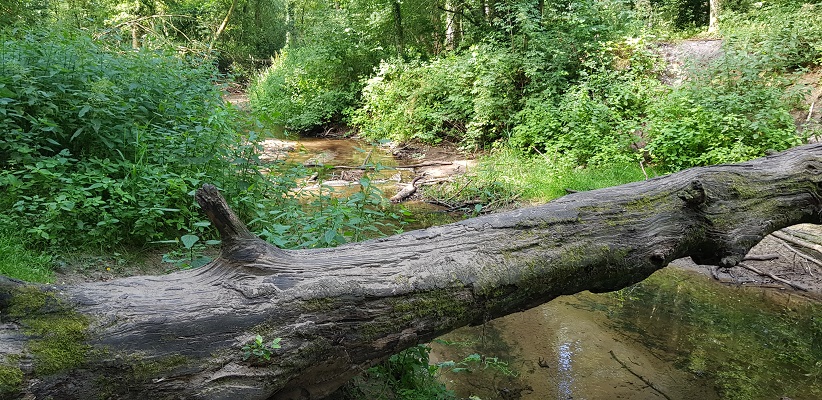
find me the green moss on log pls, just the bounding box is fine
[132,354,190,381]
[0,357,23,397]
[4,286,90,375]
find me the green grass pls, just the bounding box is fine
[477,148,663,203]
[0,227,53,283]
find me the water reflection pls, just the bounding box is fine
[557,336,578,400]
[432,266,821,400]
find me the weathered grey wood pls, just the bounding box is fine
[2,144,822,400]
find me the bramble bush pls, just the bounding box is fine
[248,8,381,133]
[352,44,522,149]
[722,3,822,71]
[510,37,666,166]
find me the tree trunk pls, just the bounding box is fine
[2,144,822,399]
[445,0,461,51]
[285,0,295,47]
[392,0,404,57]
[484,0,494,22]
[209,0,239,51]
[131,21,140,49]
[709,0,720,33]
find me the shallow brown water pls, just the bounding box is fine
[431,287,719,400]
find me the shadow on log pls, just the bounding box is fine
[2,144,822,399]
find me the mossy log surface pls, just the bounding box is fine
[2,144,822,399]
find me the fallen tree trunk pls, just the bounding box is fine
[2,144,822,399]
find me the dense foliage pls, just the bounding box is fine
[0,28,242,248]
[0,26,402,256]
[247,0,819,173]
[0,0,819,397]
[646,51,803,171]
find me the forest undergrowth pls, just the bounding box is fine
[1,0,821,398]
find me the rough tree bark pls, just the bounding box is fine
[709,0,720,33]
[2,144,822,399]
[444,0,462,51]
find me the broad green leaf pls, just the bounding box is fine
[180,234,199,249]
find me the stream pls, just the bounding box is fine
[430,266,821,400]
[270,134,821,400]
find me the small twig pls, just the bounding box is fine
[530,145,552,163]
[808,100,816,123]
[609,350,672,400]
[774,238,821,277]
[361,147,374,168]
[304,161,455,170]
[742,254,780,262]
[418,177,454,185]
[443,177,474,204]
[425,199,455,209]
[639,160,649,180]
[738,262,809,291]
[398,161,455,168]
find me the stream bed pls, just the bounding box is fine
[263,133,821,400]
[430,266,821,400]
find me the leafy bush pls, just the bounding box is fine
[249,165,407,250]
[352,56,471,144]
[339,344,454,400]
[649,0,709,30]
[0,27,246,248]
[723,3,822,70]
[249,44,362,132]
[353,43,523,149]
[249,8,382,133]
[511,38,666,166]
[646,50,804,171]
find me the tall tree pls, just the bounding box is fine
[709,0,720,33]
[445,0,462,50]
[392,0,404,56]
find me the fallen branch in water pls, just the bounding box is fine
[608,350,672,400]
[303,161,455,170]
